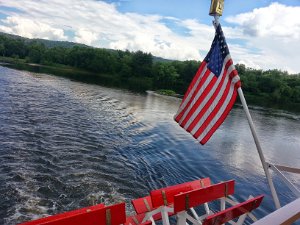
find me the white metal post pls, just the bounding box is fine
[212,10,281,209]
[237,87,281,209]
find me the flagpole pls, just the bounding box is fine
[209,0,281,209]
[237,87,281,209]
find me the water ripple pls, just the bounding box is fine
[0,66,299,224]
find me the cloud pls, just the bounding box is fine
[226,3,300,39]
[74,28,98,46]
[0,0,211,61]
[0,1,299,73]
[225,3,300,73]
[0,16,67,40]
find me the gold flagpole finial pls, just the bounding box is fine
[209,0,224,16]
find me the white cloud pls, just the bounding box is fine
[225,3,300,73]
[226,3,300,39]
[0,16,67,40]
[0,1,299,73]
[0,0,209,61]
[74,28,98,46]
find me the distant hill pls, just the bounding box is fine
[153,56,174,63]
[29,38,89,48]
[1,32,175,63]
[0,32,88,48]
[0,31,177,63]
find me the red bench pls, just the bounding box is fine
[18,178,260,225]
[174,180,235,213]
[131,178,211,225]
[132,195,154,215]
[131,196,162,221]
[131,177,211,214]
[150,177,211,208]
[173,180,263,225]
[19,203,126,225]
[202,195,264,225]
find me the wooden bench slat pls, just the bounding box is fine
[132,196,154,214]
[202,195,264,225]
[19,203,126,225]
[174,180,235,213]
[19,203,105,225]
[150,178,211,208]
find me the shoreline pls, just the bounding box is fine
[1,59,300,114]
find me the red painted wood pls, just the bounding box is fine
[131,196,171,221]
[202,195,264,225]
[19,203,126,225]
[174,180,235,213]
[131,196,153,214]
[19,204,105,225]
[150,178,211,208]
[189,177,211,190]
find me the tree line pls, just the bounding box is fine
[1,33,300,111]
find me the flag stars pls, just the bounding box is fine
[205,24,230,74]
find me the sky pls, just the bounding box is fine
[0,0,300,74]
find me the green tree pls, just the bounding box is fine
[0,43,4,56]
[27,42,46,63]
[131,51,153,77]
[44,46,67,64]
[236,63,246,75]
[153,62,179,89]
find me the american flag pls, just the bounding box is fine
[174,24,241,145]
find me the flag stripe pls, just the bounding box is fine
[190,63,235,135]
[179,71,217,126]
[192,73,232,137]
[199,90,238,144]
[185,56,233,132]
[176,67,215,124]
[176,61,207,112]
[174,23,241,145]
[175,63,209,122]
[179,56,231,128]
[196,72,239,142]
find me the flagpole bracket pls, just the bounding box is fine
[209,0,223,28]
[209,0,224,17]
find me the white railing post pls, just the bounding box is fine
[237,87,281,209]
[268,163,300,198]
[210,3,281,210]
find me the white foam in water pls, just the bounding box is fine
[0,66,299,224]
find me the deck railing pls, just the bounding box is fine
[252,197,300,225]
[254,163,300,225]
[268,163,300,198]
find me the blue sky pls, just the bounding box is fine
[0,0,300,73]
[114,0,299,21]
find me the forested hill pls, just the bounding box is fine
[0,32,88,48]
[0,32,300,111]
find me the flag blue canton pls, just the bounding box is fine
[204,24,229,77]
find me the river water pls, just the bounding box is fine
[0,66,299,224]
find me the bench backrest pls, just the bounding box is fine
[19,203,126,225]
[150,178,211,208]
[131,195,154,214]
[174,180,235,213]
[202,195,264,225]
